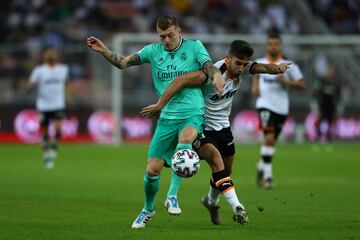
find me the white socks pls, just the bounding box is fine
[223,188,244,212]
[260,145,276,179]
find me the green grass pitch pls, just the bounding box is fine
[0,143,359,240]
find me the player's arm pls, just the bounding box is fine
[140,70,206,118]
[252,75,260,97]
[202,61,225,95]
[26,81,37,92]
[251,63,291,74]
[27,67,39,92]
[87,36,141,69]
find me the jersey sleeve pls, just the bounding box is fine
[194,40,212,67]
[29,67,40,83]
[64,65,70,82]
[247,61,258,75]
[288,63,303,81]
[136,44,154,64]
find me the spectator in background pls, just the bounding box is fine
[313,62,340,149]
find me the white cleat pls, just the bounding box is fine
[131,209,156,229]
[164,196,182,215]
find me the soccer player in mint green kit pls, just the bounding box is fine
[87,16,225,228]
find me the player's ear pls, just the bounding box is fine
[177,27,181,34]
[225,56,231,64]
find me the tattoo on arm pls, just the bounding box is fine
[104,52,141,69]
[202,61,219,82]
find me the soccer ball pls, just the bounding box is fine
[171,149,200,178]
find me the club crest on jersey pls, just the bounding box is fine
[210,90,237,101]
[158,57,164,63]
[181,52,187,61]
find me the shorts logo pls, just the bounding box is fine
[181,52,187,61]
[227,140,234,146]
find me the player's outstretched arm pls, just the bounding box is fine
[86,36,141,69]
[252,63,292,74]
[202,61,225,95]
[140,70,206,118]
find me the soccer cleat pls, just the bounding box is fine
[164,196,182,215]
[201,196,221,225]
[131,209,155,229]
[263,178,274,189]
[233,206,249,224]
[43,150,55,169]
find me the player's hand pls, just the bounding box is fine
[140,103,162,118]
[213,72,226,95]
[277,63,291,73]
[87,36,108,54]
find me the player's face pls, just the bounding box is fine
[227,55,250,77]
[157,25,181,51]
[266,38,282,58]
[43,49,59,65]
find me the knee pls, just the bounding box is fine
[265,136,275,146]
[146,160,162,176]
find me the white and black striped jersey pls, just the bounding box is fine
[202,59,256,131]
[255,57,303,115]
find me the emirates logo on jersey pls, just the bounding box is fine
[210,90,237,101]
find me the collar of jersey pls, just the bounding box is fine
[167,37,184,53]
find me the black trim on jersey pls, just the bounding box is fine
[168,37,184,53]
[249,61,258,75]
[219,63,227,74]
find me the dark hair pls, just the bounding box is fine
[229,40,254,59]
[267,32,282,41]
[156,16,179,30]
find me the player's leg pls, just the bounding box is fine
[165,115,205,214]
[39,112,53,169]
[132,157,164,229]
[132,119,178,228]
[223,155,234,176]
[199,143,248,224]
[257,109,278,188]
[260,131,276,188]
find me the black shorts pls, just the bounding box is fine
[257,108,287,137]
[194,127,235,157]
[39,109,65,125]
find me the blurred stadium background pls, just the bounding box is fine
[0,0,359,239]
[0,0,359,143]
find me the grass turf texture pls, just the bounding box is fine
[0,143,359,240]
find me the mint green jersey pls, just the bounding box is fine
[137,38,211,119]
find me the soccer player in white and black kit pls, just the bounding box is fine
[252,33,305,188]
[27,48,69,169]
[142,40,290,224]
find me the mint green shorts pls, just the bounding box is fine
[148,114,205,167]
